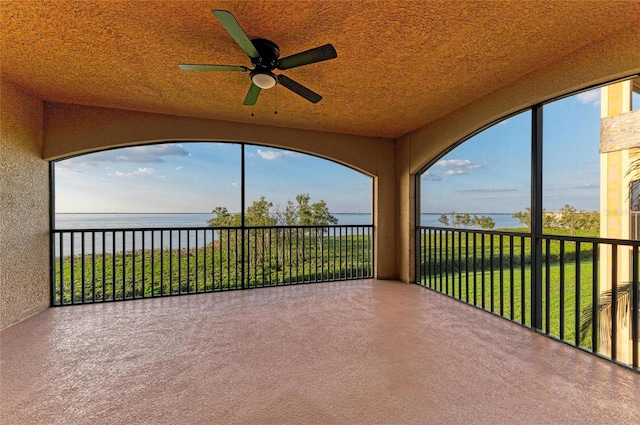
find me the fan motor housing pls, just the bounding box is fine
[251,38,280,70]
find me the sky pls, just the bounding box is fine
[55,87,639,215]
[55,143,372,214]
[422,87,640,214]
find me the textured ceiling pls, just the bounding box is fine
[2,0,639,138]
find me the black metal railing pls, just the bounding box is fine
[52,225,373,305]
[417,226,639,371]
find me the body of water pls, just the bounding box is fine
[54,213,374,257]
[53,213,524,257]
[54,213,373,229]
[55,212,524,230]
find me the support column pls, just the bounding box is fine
[599,79,638,363]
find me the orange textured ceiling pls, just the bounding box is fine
[2,0,639,138]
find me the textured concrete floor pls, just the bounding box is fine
[1,280,639,424]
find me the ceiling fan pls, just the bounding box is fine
[179,10,337,106]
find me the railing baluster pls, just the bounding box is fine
[611,244,618,361]
[445,231,449,295]
[121,231,126,299]
[520,236,525,325]
[92,231,96,302]
[559,240,565,341]
[458,231,462,298]
[179,230,183,294]
[545,238,550,335]
[58,233,63,305]
[591,243,598,353]
[499,235,504,317]
[101,232,106,302]
[632,246,638,369]
[81,231,86,303]
[132,230,136,298]
[203,229,207,292]
[509,235,514,321]
[70,231,75,304]
[112,231,116,301]
[473,233,478,306]
[465,231,469,302]
[490,234,494,312]
[195,230,199,292]
[151,231,156,297]
[169,231,174,295]
[161,231,165,296]
[575,241,581,346]
[481,232,485,310]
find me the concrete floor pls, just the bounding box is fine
[1,280,638,424]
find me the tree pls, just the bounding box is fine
[513,208,531,230]
[208,194,336,228]
[295,193,337,225]
[208,206,237,227]
[581,210,600,234]
[207,194,337,275]
[558,204,580,236]
[438,213,449,226]
[472,214,495,230]
[246,196,277,226]
[543,213,558,230]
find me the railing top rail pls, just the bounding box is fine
[539,233,640,246]
[52,224,374,233]
[418,225,640,247]
[418,226,528,238]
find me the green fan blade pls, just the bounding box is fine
[179,64,250,72]
[243,83,261,106]
[212,10,260,59]
[277,75,322,103]
[278,44,337,70]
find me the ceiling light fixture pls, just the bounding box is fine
[251,71,277,89]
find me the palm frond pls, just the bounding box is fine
[579,282,638,344]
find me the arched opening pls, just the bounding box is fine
[52,142,373,304]
[416,76,640,370]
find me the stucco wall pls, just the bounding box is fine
[0,80,49,329]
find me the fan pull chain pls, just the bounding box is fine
[251,105,254,117]
[274,84,278,115]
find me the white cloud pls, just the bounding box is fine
[437,159,482,175]
[114,167,154,177]
[176,166,183,170]
[445,169,466,175]
[54,162,80,176]
[576,89,600,106]
[455,187,517,193]
[65,144,190,165]
[421,171,442,181]
[230,181,240,186]
[257,149,283,160]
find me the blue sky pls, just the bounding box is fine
[55,143,372,214]
[56,87,639,215]
[422,88,640,214]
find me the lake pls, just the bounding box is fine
[53,213,524,257]
[54,213,524,230]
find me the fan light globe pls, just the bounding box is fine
[251,72,277,89]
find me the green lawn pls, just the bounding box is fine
[420,260,597,348]
[53,234,373,305]
[418,227,610,348]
